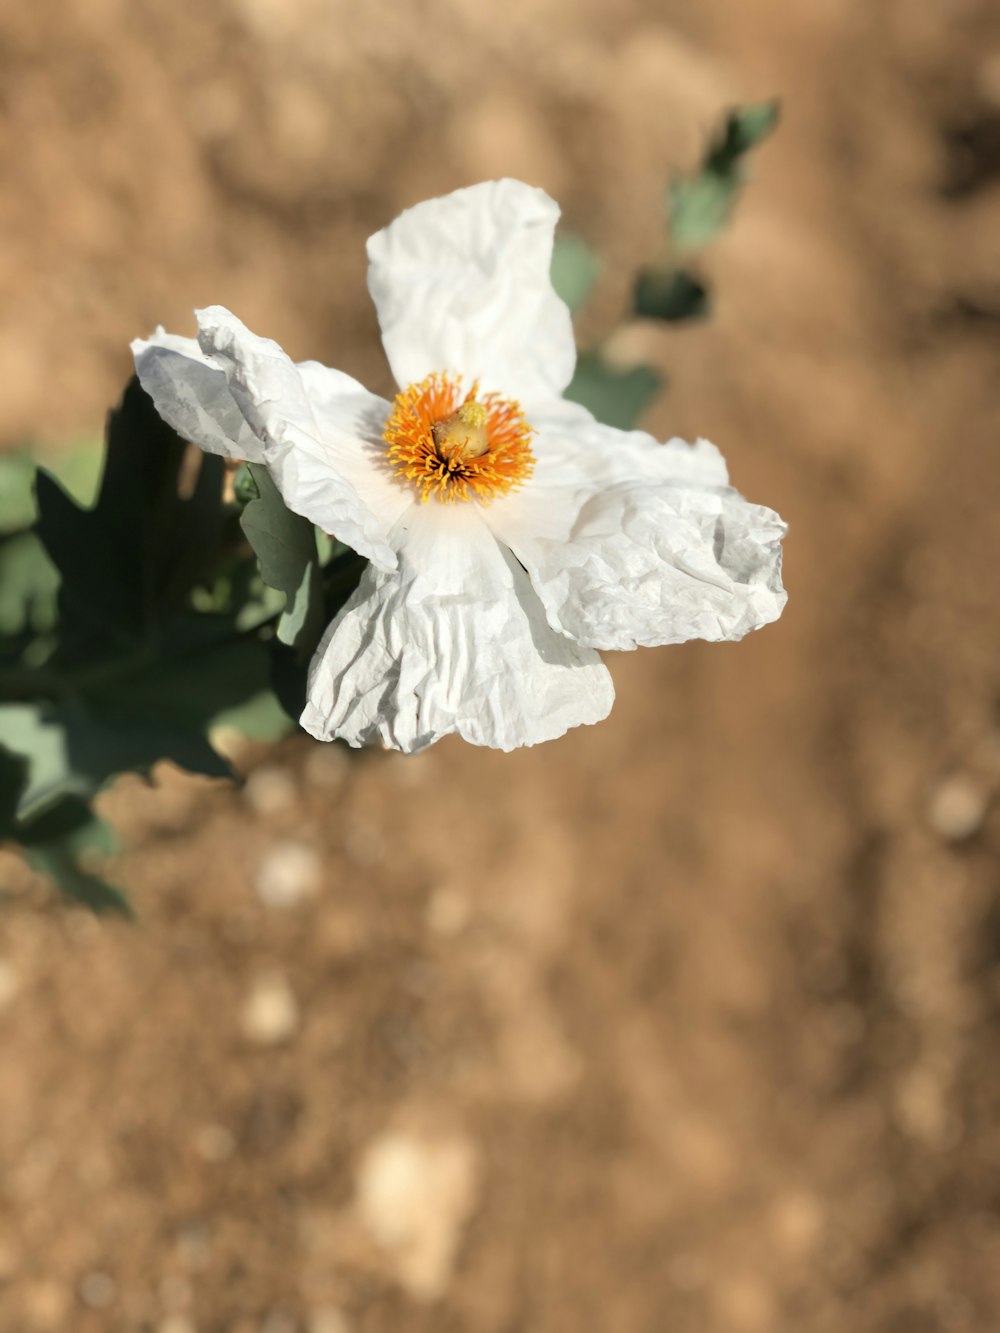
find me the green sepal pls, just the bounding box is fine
[239,464,324,660]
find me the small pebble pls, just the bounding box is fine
[158,1317,197,1333]
[194,1123,235,1163]
[357,1130,479,1299]
[255,842,321,909]
[241,973,299,1045]
[894,1065,957,1147]
[926,773,989,842]
[244,766,298,817]
[426,886,470,938]
[78,1271,116,1309]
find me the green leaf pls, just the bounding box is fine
[0,743,128,917]
[213,689,294,742]
[269,546,368,724]
[35,376,225,656]
[0,744,28,833]
[551,234,601,315]
[564,354,664,431]
[190,550,286,632]
[668,99,780,251]
[0,454,40,535]
[0,703,82,820]
[0,700,205,822]
[18,797,130,917]
[669,173,739,250]
[0,442,102,537]
[83,632,278,777]
[0,377,308,896]
[634,268,710,323]
[240,463,324,658]
[0,622,277,818]
[0,532,60,639]
[710,100,781,165]
[232,463,258,508]
[107,623,278,744]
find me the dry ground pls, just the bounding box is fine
[2,0,1000,1330]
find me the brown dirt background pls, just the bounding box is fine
[3,0,1000,1329]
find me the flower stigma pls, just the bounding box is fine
[433,400,490,460]
[384,371,535,503]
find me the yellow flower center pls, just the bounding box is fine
[383,372,535,503]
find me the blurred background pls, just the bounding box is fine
[2,0,1000,1329]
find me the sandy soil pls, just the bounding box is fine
[2,0,1000,1329]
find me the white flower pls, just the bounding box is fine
[133,179,786,754]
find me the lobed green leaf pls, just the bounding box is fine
[564,354,664,431]
[667,99,780,252]
[551,234,602,316]
[19,797,130,917]
[634,268,710,323]
[35,377,225,657]
[0,743,129,916]
[0,532,60,640]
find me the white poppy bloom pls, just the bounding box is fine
[133,179,786,754]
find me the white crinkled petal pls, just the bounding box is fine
[510,482,787,650]
[131,330,263,462]
[301,504,614,753]
[367,179,576,402]
[487,417,787,651]
[484,402,731,545]
[524,397,731,488]
[195,306,407,571]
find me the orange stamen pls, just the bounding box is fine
[383,372,535,503]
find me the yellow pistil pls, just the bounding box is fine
[432,400,490,460]
[384,372,535,503]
